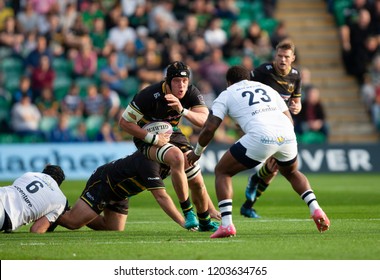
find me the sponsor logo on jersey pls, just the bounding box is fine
[147,177,160,180]
[287,83,295,93]
[260,136,293,145]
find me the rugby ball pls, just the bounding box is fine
[143,121,173,135]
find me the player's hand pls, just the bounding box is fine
[289,100,301,115]
[266,157,279,173]
[209,210,222,221]
[187,151,200,166]
[165,94,182,113]
[155,133,171,147]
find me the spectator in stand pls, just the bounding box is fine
[361,73,376,113]
[148,0,179,36]
[121,0,146,19]
[95,121,117,142]
[300,67,313,101]
[81,1,104,31]
[60,3,78,33]
[222,21,245,58]
[24,35,53,74]
[149,15,172,48]
[346,9,376,85]
[244,21,272,62]
[63,14,89,51]
[30,55,56,99]
[134,25,149,55]
[118,41,138,77]
[106,15,136,53]
[16,1,39,34]
[177,14,203,50]
[128,1,149,28]
[263,0,277,18]
[198,48,229,94]
[371,91,380,130]
[99,51,129,98]
[48,113,77,142]
[60,83,84,117]
[20,30,38,58]
[43,12,65,57]
[189,0,214,30]
[241,54,255,72]
[185,36,210,74]
[10,94,42,138]
[0,16,24,56]
[362,54,380,108]
[294,85,329,139]
[89,17,108,57]
[73,121,89,142]
[0,0,14,31]
[29,0,59,16]
[83,84,104,117]
[13,76,34,103]
[35,87,60,117]
[72,40,98,78]
[100,83,121,121]
[270,20,289,49]
[214,0,238,20]
[104,2,123,31]
[203,17,227,49]
[137,48,164,84]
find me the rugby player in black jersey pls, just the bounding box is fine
[55,151,188,231]
[118,61,219,232]
[241,39,303,218]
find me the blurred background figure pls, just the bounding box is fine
[294,86,329,143]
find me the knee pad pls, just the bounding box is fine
[185,162,201,181]
[155,143,175,164]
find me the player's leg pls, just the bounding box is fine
[149,144,198,229]
[87,209,127,231]
[277,157,330,233]
[56,198,98,230]
[187,170,220,232]
[211,150,247,238]
[241,157,278,218]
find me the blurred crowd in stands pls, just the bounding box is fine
[0,0,331,145]
[331,0,380,131]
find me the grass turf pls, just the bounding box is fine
[0,173,379,260]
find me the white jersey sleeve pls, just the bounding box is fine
[0,172,67,231]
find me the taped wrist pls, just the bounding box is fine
[180,108,189,116]
[144,132,159,145]
[194,143,206,156]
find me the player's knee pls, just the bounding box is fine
[165,147,185,169]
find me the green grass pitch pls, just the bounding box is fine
[0,173,379,260]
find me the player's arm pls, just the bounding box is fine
[187,114,223,165]
[150,188,186,228]
[30,216,51,233]
[182,106,209,127]
[165,93,209,127]
[119,104,169,146]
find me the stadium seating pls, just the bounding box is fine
[39,116,59,135]
[85,115,105,140]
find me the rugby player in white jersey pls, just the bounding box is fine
[0,165,67,233]
[188,66,330,238]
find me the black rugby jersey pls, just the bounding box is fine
[250,62,302,103]
[129,81,206,129]
[96,152,165,199]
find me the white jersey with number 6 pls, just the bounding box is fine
[0,172,66,231]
